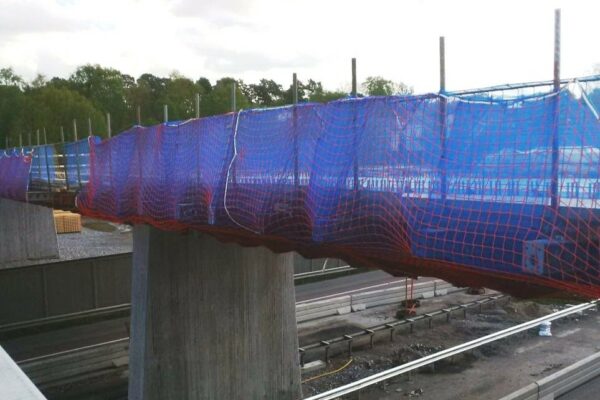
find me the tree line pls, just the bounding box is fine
[0,65,412,146]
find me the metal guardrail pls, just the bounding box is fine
[304,300,599,400]
[499,350,600,400]
[299,294,505,366]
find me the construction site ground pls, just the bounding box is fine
[299,290,600,399]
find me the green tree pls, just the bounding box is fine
[164,72,204,121]
[30,74,47,89]
[127,73,168,125]
[196,77,212,94]
[22,86,106,143]
[282,79,346,104]
[201,78,250,116]
[69,65,132,132]
[246,79,284,107]
[0,67,24,88]
[362,76,413,96]
[0,85,26,147]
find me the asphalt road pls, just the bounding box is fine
[295,269,406,303]
[2,270,408,361]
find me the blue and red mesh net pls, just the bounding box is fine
[4,79,600,298]
[0,149,31,202]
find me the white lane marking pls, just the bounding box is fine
[297,278,408,304]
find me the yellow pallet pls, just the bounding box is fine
[54,211,82,234]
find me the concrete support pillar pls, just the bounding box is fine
[0,199,58,264]
[129,225,302,400]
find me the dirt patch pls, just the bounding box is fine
[82,220,118,232]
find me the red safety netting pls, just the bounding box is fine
[72,82,600,298]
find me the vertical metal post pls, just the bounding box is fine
[439,36,448,201]
[550,9,561,210]
[137,105,142,126]
[61,126,69,191]
[36,129,40,146]
[163,105,168,123]
[231,82,237,112]
[293,73,299,188]
[43,128,47,144]
[351,58,357,97]
[88,117,93,136]
[195,93,201,119]
[107,113,112,138]
[19,134,23,149]
[73,119,82,188]
[44,141,52,193]
[352,58,359,191]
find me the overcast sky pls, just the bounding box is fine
[0,0,598,93]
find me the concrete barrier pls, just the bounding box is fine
[0,198,58,264]
[499,351,600,400]
[296,279,461,322]
[0,254,131,324]
[0,253,349,325]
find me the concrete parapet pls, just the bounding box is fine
[0,199,58,264]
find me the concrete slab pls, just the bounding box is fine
[0,345,46,400]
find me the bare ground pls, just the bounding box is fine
[299,292,600,399]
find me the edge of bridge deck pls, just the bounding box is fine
[0,345,46,400]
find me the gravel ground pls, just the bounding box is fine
[300,295,599,399]
[1,218,132,269]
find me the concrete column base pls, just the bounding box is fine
[0,199,58,264]
[129,226,302,400]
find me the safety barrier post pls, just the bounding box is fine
[293,72,299,188]
[107,113,112,138]
[550,9,561,210]
[73,119,82,188]
[61,126,70,191]
[352,58,359,191]
[43,128,52,192]
[439,36,448,201]
[195,93,201,119]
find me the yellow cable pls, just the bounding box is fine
[301,358,354,384]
